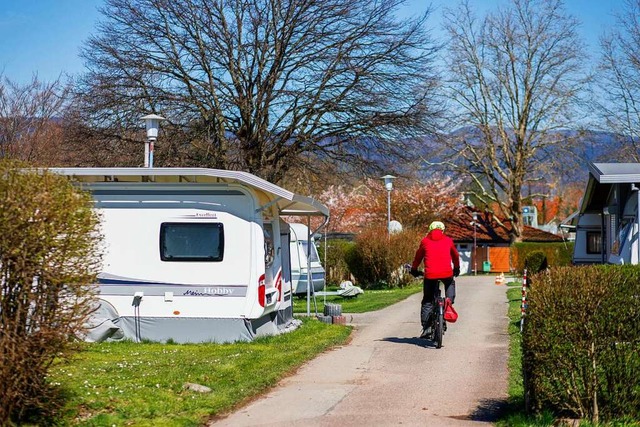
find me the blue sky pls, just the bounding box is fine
[0,0,624,84]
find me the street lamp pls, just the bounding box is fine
[141,114,165,168]
[381,175,396,238]
[471,212,478,275]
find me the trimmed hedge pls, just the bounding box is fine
[524,250,548,274]
[512,242,573,272]
[522,265,640,423]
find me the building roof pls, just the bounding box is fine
[589,163,640,183]
[579,162,640,213]
[445,207,564,244]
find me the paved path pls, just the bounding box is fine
[209,275,509,426]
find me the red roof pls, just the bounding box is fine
[444,208,564,244]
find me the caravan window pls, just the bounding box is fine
[300,240,320,263]
[160,223,224,262]
[263,223,275,267]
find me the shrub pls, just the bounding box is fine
[524,250,548,274]
[317,239,356,285]
[0,162,102,424]
[512,242,573,272]
[522,265,640,423]
[345,226,423,289]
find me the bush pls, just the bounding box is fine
[317,239,356,286]
[522,265,640,423]
[0,162,102,424]
[524,250,548,274]
[512,242,573,272]
[345,226,423,289]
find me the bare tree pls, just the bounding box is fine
[0,76,70,165]
[76,0,442,182]
[437,0,587,242]
[598,0,640,161]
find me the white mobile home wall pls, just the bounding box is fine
[572,163,640,265]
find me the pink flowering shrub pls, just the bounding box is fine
[316,175,463,234]
[312,175,463,287]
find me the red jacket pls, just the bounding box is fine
[411,229,460,279]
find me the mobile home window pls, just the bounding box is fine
[586,231,602,255]
[160,223,224,262]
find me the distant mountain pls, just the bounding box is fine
[406,128,633,185]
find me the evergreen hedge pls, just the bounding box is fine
[522,265,640,423]
[512,242,573,272]
[524,250,548,274]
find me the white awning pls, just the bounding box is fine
[48,167,329,218]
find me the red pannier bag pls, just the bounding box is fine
[444,298,458,323]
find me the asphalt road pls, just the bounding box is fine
[209,275,509,426]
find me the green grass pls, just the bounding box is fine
[49,318,350,426]
[496,282,556,427]
[292,282,423,314]
[500,282,557,426]
[506,284,525,401]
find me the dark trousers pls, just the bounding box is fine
[421,277,456,328]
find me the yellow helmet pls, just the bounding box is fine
[428,221,445,232]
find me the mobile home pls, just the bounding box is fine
[288,223,326,295]
[572,162,640,265]
[51,168,329,343]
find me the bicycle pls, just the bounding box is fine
[428,284,446,349]
[406,265,447,349]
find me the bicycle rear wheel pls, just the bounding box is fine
[435,305,444,348]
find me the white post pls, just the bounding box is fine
[381,175,396,239]
[149,139,155,168]
[306,215,312,317]
[144,141,150,168]
[521,269,528,332]
[387,189,391,237]
[141,114,165,168]
[472,213,478,275]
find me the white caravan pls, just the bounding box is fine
[51,168,328,343]
[571,162,640,265]
[288,223,326,295]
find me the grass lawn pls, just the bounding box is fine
[292,282,423,314]
[49,318,350,426]
[495,282,557,427]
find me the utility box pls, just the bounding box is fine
[483,261,492,272]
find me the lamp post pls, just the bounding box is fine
[141,114,165,168]
[471,212,478,275]
[381,175,396,238]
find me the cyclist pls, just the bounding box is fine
[410,221,460,338]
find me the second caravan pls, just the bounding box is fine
[288,223,326,296]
